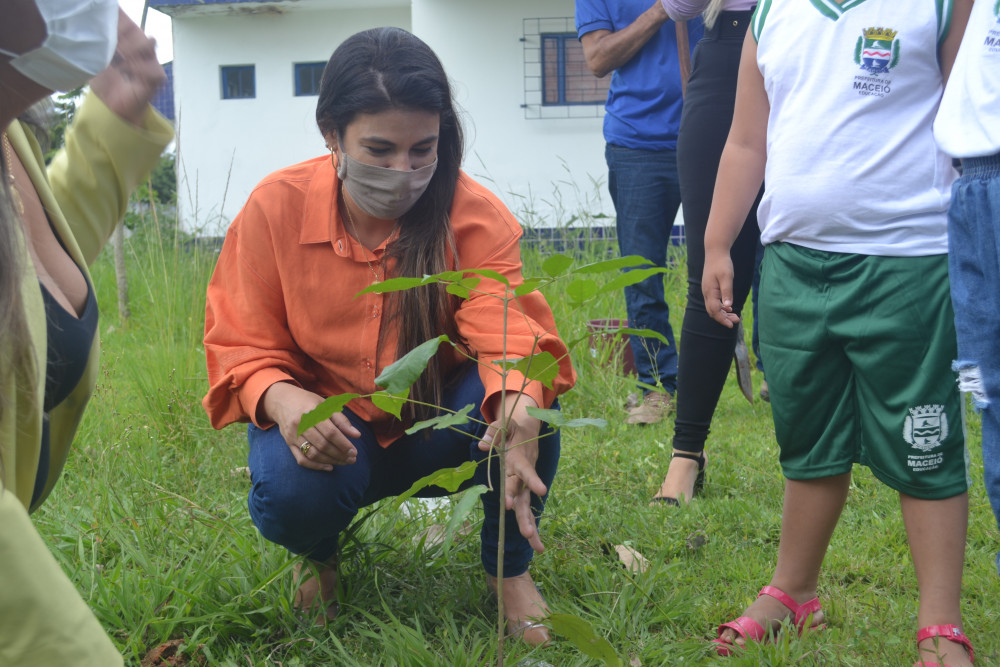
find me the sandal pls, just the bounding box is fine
[914,625,974,667]
[650,451,706,506]
[713,585,823,656]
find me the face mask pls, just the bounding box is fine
[0,0,118,92]
[336,151,437,220]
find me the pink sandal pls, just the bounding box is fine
[713,585,823,656]
[914,625,974,667]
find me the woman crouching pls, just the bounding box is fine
[202,27,576,646]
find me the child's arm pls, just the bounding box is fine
[940,0,973,84]
[702,34,769,328]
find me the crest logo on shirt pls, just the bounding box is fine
[903,404,948,451]
[855,27,900,74]
[987,4,1000,53]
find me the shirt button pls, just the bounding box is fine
[362,358,373,369]
[372,306,380,318]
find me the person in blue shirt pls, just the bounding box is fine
[576,0,701,425]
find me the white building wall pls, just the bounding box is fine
[171,6,411,235]
[413,0,615,230]
[168,0,637,236]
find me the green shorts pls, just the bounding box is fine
[758,243,969,499]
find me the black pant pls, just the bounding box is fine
[673,10,762,454]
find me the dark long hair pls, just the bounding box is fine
[316,27,464,422]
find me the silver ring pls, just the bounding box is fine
[299,440,312,456]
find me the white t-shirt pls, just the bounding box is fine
[753,0,957,256]
[934,0,1000,158]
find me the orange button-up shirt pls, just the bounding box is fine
[203,155,576,446]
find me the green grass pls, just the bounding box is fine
[33,225,1000,666]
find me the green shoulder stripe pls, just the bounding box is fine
[751,0,772,42]
[937,0,953,46]
[809,0,870,21]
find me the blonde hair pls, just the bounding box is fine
[702,0,727,29]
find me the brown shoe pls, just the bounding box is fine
[293,555,340,626]
[625,392,673,425]
[760,379,770,403]
[485,572,552,647]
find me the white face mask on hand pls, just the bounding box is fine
[0,0,118,92]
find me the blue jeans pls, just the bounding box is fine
[246,363,560,577]
[605,143,681,393]
[947,154,1000,575]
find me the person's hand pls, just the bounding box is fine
[89,9,166,127]
[478,394,547,553]
[703,247,740,328]
[261,382,361,471]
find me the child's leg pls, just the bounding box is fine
[718,244,858,647]
[901,492,972,666]
[948,155,1000,574]
[771,475,851,600]
[839,250,970,664]
[984,409,1000,576]
[718,473,849,646]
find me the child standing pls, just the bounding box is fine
[701,1,974,665]
[934,0,1000,578]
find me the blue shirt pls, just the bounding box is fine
[576,0,702,150]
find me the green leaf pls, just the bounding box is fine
[297,393,359,436]
[491,351,559,389]
[463,267,509,287]
[541,253,574,277]
[405,403,476,435]
[442,484,487,552]
[371,390,409,419]
[514,277,546,297]
[445,276,481,300]
[566,278,598,305]
[390,460,478,510]
[357,276,428,296]
[545,613,621,666]
[433,270,464,283]
[572,255,652,274]
[375,335,449,394]
[526,407,607,429]
[618,327,670,347]
[596,267,669,295]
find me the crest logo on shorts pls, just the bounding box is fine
[903,404,948,451]
[855,27,900,74]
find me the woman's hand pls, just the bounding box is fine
[478,394,547,553]
[260,382,361,471]
[702,247,740,328]
[89,10,166,127]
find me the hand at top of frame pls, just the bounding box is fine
[90,10,166,127]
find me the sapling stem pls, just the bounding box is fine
[495,288,510,666]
